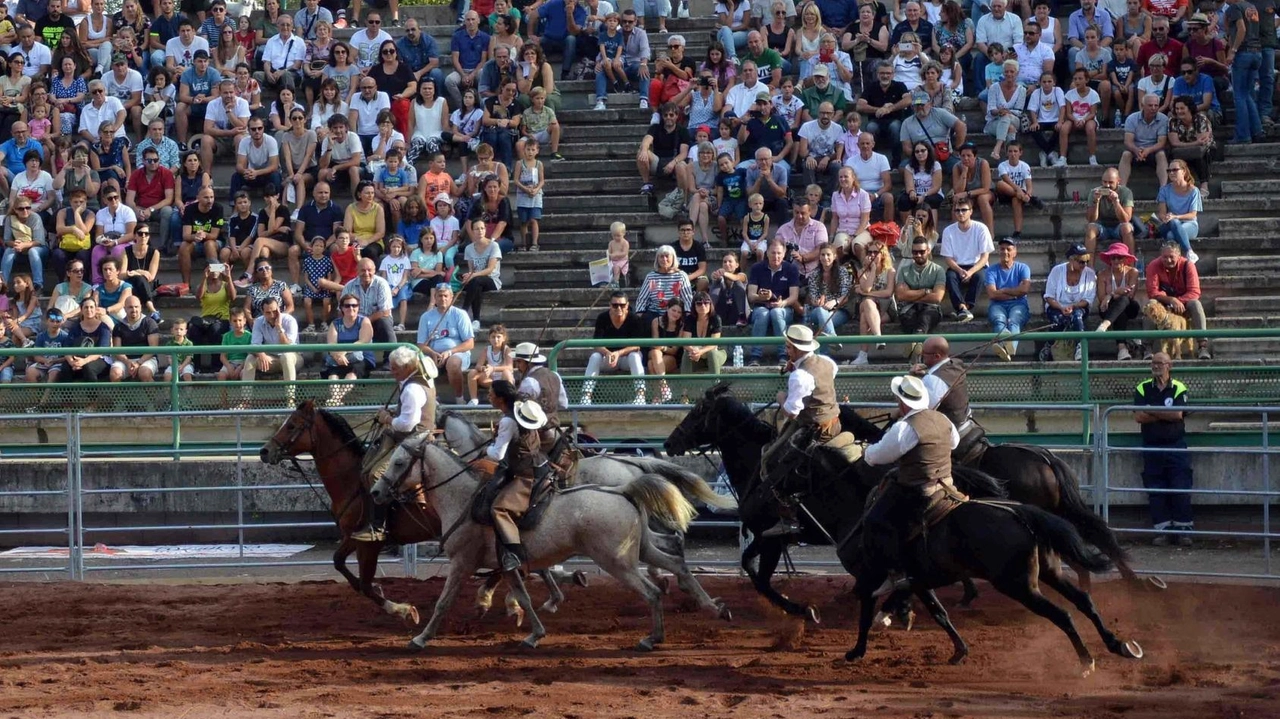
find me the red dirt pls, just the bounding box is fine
[1,575,1278,718]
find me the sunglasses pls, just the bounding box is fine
[954,207,972,213]
[68,268,84,273]
[341,303,360,308]
[695,300,711,305]
[105,195,119,201]
[91,89,104,94]
[382,48,396,54]
[136,231,150,236]
[145,157,159,162]
[911,250,928,255]
[15,206,30,211]
[610,302,628,308]
[367,19,380,23]
[256,266,271,272]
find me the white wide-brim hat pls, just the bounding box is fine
[512,341,546,363]
[784,324,820,353]
[514,400,548,430]
[890,374,930,411]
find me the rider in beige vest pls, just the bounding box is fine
[352,346,438,542]
[861,374,960,596]
[759,324,843,538]
[913,336,985,463]
[513,342,569,457]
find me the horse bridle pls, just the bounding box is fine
[273,410,377,525]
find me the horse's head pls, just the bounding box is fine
[664,381,733,456]
[369,435,426,505]
[438,409,486,457]
[260,400,321,464]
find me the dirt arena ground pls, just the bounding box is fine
[1,574,1278,718]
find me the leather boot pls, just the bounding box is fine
[759,503,801,538]
[351,503,388,542]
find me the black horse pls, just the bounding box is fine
[836,478,1144,674]
[663,382,1004,621]
[847,406,1149,590]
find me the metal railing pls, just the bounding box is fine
[0,413,77,579]
[1101,404,1280,581]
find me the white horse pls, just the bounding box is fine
[372,438,726,650]
[437,410,737,614]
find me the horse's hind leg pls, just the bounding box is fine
[744,537,818,620]
[598,555,666,651]
[957,577,980,608]
[538,570,565,613]
[913,588,969,664]
[475,572,502,616]
[334,537,360,591]
[992,572,1097,677]
[642,536,732,621]
[1039,564,1143,661]
[504,568,547,649]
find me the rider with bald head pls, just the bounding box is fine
[514,342,569,458]
[911,336,983,463]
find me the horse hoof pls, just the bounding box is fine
[539,600,560,614]
[844,648,865,663]
[806,605,821,624]
[636,638,657,652]
[572,570,589,588]
[1080,659,1096,678]
[1144,576,1168,591]
[948,650,968,665]
[872,611,892,631]
[658,576,671,595]
[405,605,421,626]
[407,638,427,653]
[520,635,541,650]
[512,608,525,629]
[716,602,733,622]
[1122,640,1144,660]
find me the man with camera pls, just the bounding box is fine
[1084,167,1144,259]
[738,91,793,172]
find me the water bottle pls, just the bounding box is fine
[1137,249,1145,279]
[732,345,744,368]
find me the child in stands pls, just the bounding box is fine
[607,221,630,288]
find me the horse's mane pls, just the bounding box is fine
[317,408,363,454]
[714,393,777,444]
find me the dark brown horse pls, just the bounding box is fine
[259,401,433,625]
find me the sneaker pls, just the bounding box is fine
[678,0,690,17]
[149,310,161,323]
[471,320,481,332]
[1074,343,1082,362]
[1117,344,1132,361]
[658,383,673,403]
[633,392,647,405]
[234,272,252,288]
[875,342,886,350]
[317,322,328,333]
[1039,151,1048,168]
[389,17,402,27]
[1113,110,1123,128]
[22,339,34,348]
[550,152,565,162]
[1054,156,1068,167]
[748,358,761,367]
[640,183,654,194]
[1151,533,1171,547]
[1049,151,1060,164]
[905,341,921,359]
[957,309,974,322]
[992,340,1011,362]
[580,393,593,406]
[1176,533,1194,547]
[639,97,649,109]
[1197,343,1212,360]
[393,323,405,332]
[334,17,348,28]
[1038,346,1053,362]
[1188,249,1199,264]
[304,323,316,333]
[289,283,303,295]
[466,398,480,406]
[852,350,869,365]
[594,99,607,111]
[1088,154,1099,166]
[1029,196,1046,210]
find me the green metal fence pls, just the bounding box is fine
[545,329,1280,407]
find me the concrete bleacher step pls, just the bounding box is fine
[1217,256,1280,275]
[1218,217,1280,239]
[1218,179,1280,197]
[1214,296,1280,315]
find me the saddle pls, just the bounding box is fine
[469,471,557,530]
[815,431,864,466]
[952,424,989,467]
[864,476,970,543]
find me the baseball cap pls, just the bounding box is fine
[755,90,771,103]
[1066,242,1089,258]
[910,89,930,105]
[695,124,712,136]
[998,236,1018,246]
[47,308,65,321]
[111,53,127,65]
[193,49,210,59]
[812,64,829,77]
[433,192,453,206]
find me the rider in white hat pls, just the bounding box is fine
[759,323,843,537]
[861,374,960,595]
[514,340,571,461]
[486,381,550,572]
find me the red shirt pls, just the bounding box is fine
[1137,37,1184,76]
[1144,0,1188,18]
[1146,255,1201,302]
[126,166,175,210]
[332,246,360,284]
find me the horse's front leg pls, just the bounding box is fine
[744,536,820,622]
[504,568,546,649]
[410,558,471,650]
[354,541,419,625]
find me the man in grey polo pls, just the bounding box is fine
[899,90,966,175]
[1119,93,1169,188]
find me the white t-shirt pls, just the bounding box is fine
[797,119,844,159]
[430,215,460,247]
[322,132,363,163]
[380,253,411,289]
[78,97,127,140]
[940,221,995,266]
[1014,42,1055,85]
[349,91,391,135]
[19,42,51,77]
[205,96,251,130]
[997,160,1032,192]
[845,150,891,193]
[1028,86,1067,124]
[95,204,138,236]
[1065,86,1100,121]
[237,135,279,170]
[165,36,210,71]
[103,69,144,105]
[1137,73,1173,101]
[11,170,54,207]
[350,28,392,69]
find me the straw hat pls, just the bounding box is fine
[512,342,546,364]
[783,324,820,353]
[890,375,930,411]
[514,400,547,430]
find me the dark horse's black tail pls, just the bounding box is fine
[1029,445,1133,571]
[1011,503,1114,575]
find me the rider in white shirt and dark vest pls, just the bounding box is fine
[760,324,843,537]
[913,336,984,463]
[862,374,959,596]
[513,341,570,458]
[353,346,438,542]
[486,380,550,572]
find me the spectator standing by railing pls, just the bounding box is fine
[1133,351,1195,545]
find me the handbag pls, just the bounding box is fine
[918,118,950,161]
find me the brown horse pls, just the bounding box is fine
[259,401,431,625]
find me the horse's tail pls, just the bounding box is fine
[613,457,738,511]
[620,473,700,534]
[1010,504,1114,575]
[952,465,1008,499]
[1021,444,1133,569]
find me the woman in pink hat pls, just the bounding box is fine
[1095,241,1143,361]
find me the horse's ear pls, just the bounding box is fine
[707,380,732,398]
[299,399,316,413]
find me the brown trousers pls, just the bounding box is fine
[492,474,535,545]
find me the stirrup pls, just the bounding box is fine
[872,574,910,598]
[351,524,387,542]
[499,545,523,572]
[759,519,801,538]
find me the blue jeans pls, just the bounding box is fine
[1232,50,1263,141]
[972,51,989,100]
[806,305,851,338]
[2,245,49,288]
[1158,219,1199,257]
[594,59,650,101]
[716,26,749,62]
[748,305,793,359]
[228,170,283,203]
[539,34,578,78]
[945,265,986,312]
[1046,305,1087,332]
[1261,47,1276,121]
[865,118,902,164]
[482,127,515,166]
[987,301,1028,336]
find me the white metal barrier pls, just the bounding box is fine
[1101,404,1280,581]
[0,413,77,578]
